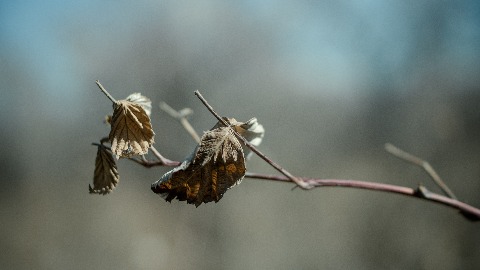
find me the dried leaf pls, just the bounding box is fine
[126,93,152,117]
[214,117,265,159]
[152,125,246,206]
[104,93,151,125]
[109,100,155,159]
[90,144,119,194]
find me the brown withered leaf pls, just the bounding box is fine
[109,100,155,159]
[213,117,264,159]
[151,125,246,206]
[90,144,119,194]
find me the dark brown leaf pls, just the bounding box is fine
[90,144,119,194]
[109,100,155,159]
[152,125,245,206]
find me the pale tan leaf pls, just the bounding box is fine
[151,125,245,206]
[104,93,151,125]
[109,100,155,159]
[90,144,119,194]
[126,93,152,117]
[214,117,265,159]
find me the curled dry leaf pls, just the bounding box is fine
[109,100,155,159]
[126,93,152,117]
[214,117,265,159]
[152,125,246,206]
[90,144,119,194]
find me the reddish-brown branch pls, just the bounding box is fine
[121,151,480,221]
[245,172,480,221]
[245,172,414,194]
[149,146,181,166]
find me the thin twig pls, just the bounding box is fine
[159,101,201,143]
[194,90,312,190]
[149,146,181,166]
[129,153,180,168]
[385,143,457,200]
[245,172,480,221]
[130,156,177,168]
[92,143,180,167]
[114,148,480,221]
[95,80,117,103]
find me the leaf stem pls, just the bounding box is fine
[95,80,117,103]
[194,90,312,190]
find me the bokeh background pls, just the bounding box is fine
[1,1,480,269]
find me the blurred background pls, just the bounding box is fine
[1,1,480,269]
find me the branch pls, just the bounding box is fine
[385,143,457,200]
[91,81,480,221]
[159,101,201,143]
[149,146,181,166]
[97,141,480,221]
[194,90,312,190]
[95,80,117,103]
[92,143,181,167]
[130,155,180,168]
[245,172,480,221]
